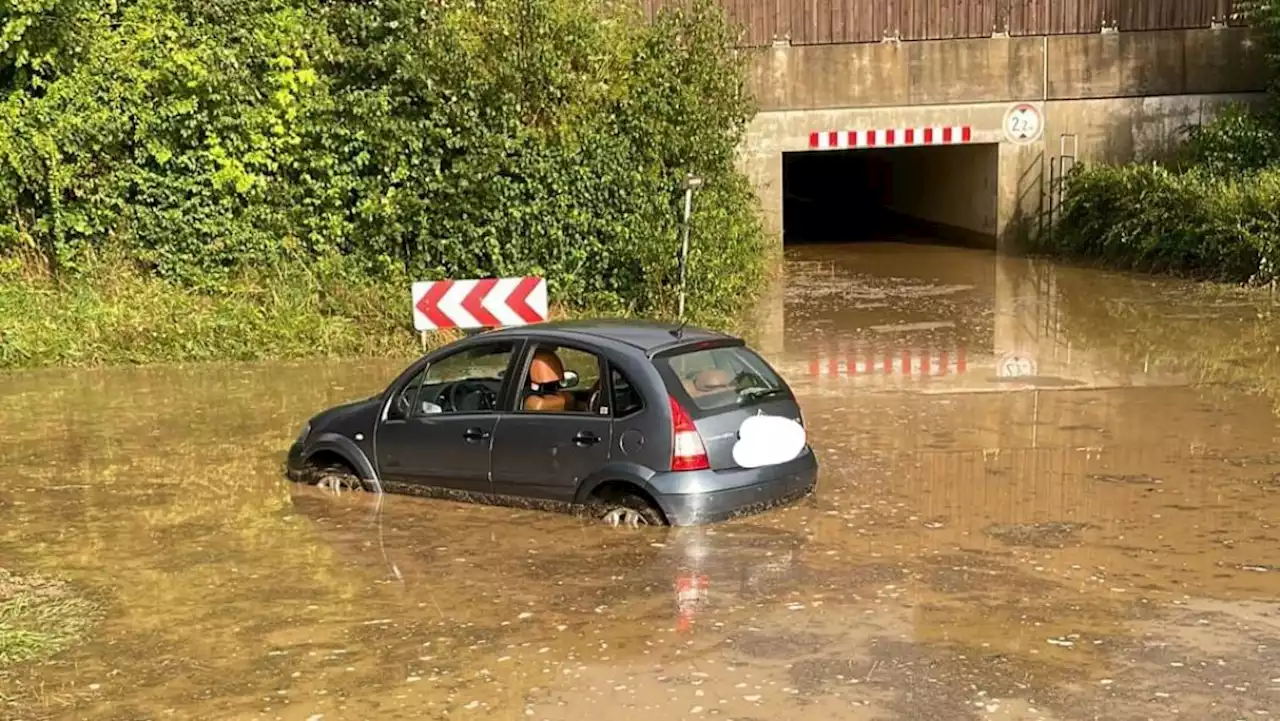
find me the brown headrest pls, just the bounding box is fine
[530,349,565,384]
[692,368,734,392]
[524,393,567,412]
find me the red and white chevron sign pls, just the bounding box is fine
[411,277,548,331]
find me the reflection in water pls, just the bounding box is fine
[2,243,1279,720]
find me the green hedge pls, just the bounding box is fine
[1050,162,1280,284]
[1047,0,1280,283]
[0,0,765,363]
[1180,103,1280,176]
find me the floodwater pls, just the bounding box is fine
[3,242,1280,721]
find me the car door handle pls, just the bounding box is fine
[463,427,490,442]
[572,431,601,446]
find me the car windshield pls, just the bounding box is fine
[656,345,787,412]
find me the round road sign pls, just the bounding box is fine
[998,354,1037,378]
[1003,103,1043,144]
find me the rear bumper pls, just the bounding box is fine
[649,448,818,526]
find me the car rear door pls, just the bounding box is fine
[654,342,806,471]
[489,340,613,502]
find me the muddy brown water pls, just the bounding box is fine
[2,243,1279,721]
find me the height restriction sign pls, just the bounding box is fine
[1004,103,1043,144]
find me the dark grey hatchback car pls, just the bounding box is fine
[286,319,818,526]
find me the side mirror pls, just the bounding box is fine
[562,370,580,389]
[419,401,443,415]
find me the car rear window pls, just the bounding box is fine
[655,345,788,413]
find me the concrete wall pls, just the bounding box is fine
[739,27,1268,248]
[748,28,1264,111]
[882,144,1000,241]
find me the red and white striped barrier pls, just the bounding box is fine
[809,126,973,151]
[411,276,548,331]
[808,346,967,378]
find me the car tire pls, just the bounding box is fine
[594,492,666,528]
[310,464,365,493]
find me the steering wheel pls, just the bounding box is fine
[587,381,603,414]
[395,388,416,417]
[446,379,497,413]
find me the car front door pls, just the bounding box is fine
[490,341,613,503]
[374,340,520,495]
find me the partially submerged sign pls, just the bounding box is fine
[998,353,1037,378]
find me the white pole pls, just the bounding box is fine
[678,185,693,320]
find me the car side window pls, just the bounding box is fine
[517,343,607,415]
[387,365,430,421]
[391,342,515,418]
[610,367,643,418]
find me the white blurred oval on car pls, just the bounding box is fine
[732,414,807,468]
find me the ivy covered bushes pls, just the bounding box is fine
[0,0,765,368]
[1046,1,1280,284]
[1053,162,1280,283]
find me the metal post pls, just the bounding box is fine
[1051,134,1079,244]
[1032,389,1040,449]
[677,174,702,321]
[677,187,693,320]
[1047,156,1057,242]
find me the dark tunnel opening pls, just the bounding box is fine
[782,144,1000,248]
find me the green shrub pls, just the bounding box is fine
[1183,103,1280,176]
[1050,163,1280,284]
[1045,1,1280,280]
[0,0,765,368]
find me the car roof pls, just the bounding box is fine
[482,318,735,353]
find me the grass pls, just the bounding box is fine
[0,251,758,371]
[0,254,464,370]
[0,568,101,667]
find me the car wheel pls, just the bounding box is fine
[596,494,665,528]
[311,464,365,493]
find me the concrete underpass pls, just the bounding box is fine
[781,142,999,247]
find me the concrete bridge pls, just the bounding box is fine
[675,0,1267,248]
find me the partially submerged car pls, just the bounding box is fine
[286,319,818,526]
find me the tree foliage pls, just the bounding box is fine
[1046,1,1280,283]
[0,0,764,321]
[1182,103,1280,176]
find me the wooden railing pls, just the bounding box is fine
[643,0,1247,47]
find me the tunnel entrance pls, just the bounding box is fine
[782,143,999,247]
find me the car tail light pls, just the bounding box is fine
[668,395,710,472]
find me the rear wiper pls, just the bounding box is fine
[739,387,787,401]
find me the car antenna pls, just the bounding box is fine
[670,319,689,339]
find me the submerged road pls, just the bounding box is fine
[2,243,1279,720]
